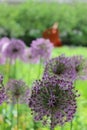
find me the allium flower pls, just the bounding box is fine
[31,38,53,62]
[5,79,30,104]
[0,75,6,105]
[29,77,78,129]
[0,37,10,52]
[71,55,87,80]
[43,55,76,82]
[20,47,39,64]
[2,39,26,61]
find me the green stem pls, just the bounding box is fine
[27,64,31,85]
[70,121,73,130]
[50,127,54,130]
[17,98,19,130]
[3,112,5,130]
[33,113,38,130]
[10,103,14,130]
[13,60,17,79]
[69,80,76,130]
[7,59,11,79]
[50,112,54,130]
[37,58,42,79]
[61,126,64,130]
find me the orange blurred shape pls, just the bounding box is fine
[43,23,62,47]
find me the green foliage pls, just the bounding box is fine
[0,2,87,46]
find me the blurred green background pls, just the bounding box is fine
[0,0,87,46]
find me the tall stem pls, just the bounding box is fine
[61,126,64,130]
[70,81,76,130]
[2,105,5,130]
[17,98,19,130]
[10,102,14,130]
[37,58,42,79]
[27,63,31,85]
[50,112,54,130]
[7,59,11,79]
[13,60,16,79]
[70,121,73,130]
[50,127,54,130]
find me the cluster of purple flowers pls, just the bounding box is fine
[0,36,87,129]
[43,54,87,81]
[0,36,53,106]
[0,37,53,64]
[29,54,87,129]
[0,74,30,105]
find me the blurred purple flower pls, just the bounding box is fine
[29,77,78,128]
[43,55,76,82]
[71,55,87,80]
[0,75,6,105]
[2,39,26,61]
[31,38,54,62]
[5,79,30,104]
[0,37,10,52]
[20,47,39,64]
[0,37,10,64]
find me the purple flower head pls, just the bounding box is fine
[5,79,30,104]
[20,47,39,64]
[71,55,87,80]
[29,77,79,128]
[31,38,53,62]
[0,37,10,52]
[2,38,26,61]
[0,75,6,105]
[43,55,76,82]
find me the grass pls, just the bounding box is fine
[0,46,87,130]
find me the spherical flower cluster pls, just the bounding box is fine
[6,79,30,104]
[43,55,76,81]
[2,38,26,61]
[31,38,54,62]
[29,77,78,129]
[20,47,39,64]
[71,55,87,80]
